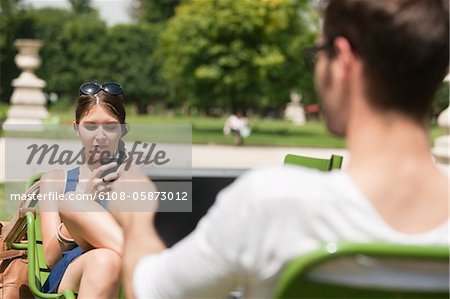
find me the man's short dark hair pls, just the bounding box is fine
[323,0,449,122]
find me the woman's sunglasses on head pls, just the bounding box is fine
[79,82,124,96]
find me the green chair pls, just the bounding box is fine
[4,173,76,298]
[12,211,76,299]
[6,173,127,298]
[284,154,343,171]
[275,242,449,299]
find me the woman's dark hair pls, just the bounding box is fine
[323,0,449,122]
[75,90,128,160]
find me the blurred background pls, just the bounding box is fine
[0,0,447,145]
[0,0,448,231]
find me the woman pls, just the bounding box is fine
[39,82,128,298]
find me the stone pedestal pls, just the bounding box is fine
[3,39,48,131]
[432,74,449,176]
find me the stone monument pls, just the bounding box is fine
[432,74,449,175]
[284,91,306,125]
[3,39,48,131]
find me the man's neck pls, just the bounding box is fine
[344,107,448,233]
[346,111,433,174]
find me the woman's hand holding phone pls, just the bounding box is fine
[84,162,121,197]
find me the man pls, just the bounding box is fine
[113,0,449,298]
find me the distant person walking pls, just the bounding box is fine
[223,110,251,146]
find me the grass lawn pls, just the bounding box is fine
[0,181,29,221]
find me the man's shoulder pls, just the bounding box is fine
[231,165,347,205]
[241,164,338,186]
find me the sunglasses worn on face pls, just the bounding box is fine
[79,82,124,96]
[303,40,334,70]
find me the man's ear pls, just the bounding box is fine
[333,37,355,82]
[73,121,80,136]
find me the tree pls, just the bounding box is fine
[0,0,26,101]
[104,23,167,114]
[57,14,109,90]
[19,8,107,99]
[0,2,105,103]
[1,2,165,113]
[160,0,318,113]
[17,8,75,96]
[131,0,181,23]
[69,0,95,14]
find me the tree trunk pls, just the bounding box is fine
[135,99,148,114]
[230,87,236,114]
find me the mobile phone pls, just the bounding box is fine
[100,154,125,179]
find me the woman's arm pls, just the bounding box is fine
[55,162,124,255]
[39,170,70,268]
[41,169,123,269]
[58,201,124,255]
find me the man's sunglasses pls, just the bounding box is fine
[79,82,124,96]
[303,40,335,69]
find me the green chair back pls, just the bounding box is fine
[34,208,52,286]
[275,242,449,299]
[23,211,76,299]
[9,173,76,298]
[24,173,51,288]
[284,154,343,171]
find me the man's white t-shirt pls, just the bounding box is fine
[133,166,449,298]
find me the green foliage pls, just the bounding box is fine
[0,0,26,101]
[0,3,104,102]
[0,4,164,112]
[20,8,107,97]
[58,15,109,86]
[104,23,167,113]
[433,83,449,116]
[131,0,181,23]
[160,0,318,111]
[1,0,319,113]
[68,0,95,14]
[0,102,9,119]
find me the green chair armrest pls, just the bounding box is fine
[25,212,76,299]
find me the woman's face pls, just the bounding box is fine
[75,105,122,165]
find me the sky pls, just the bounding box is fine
[24,0,134,26]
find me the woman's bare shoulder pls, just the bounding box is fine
[39,170,66,214]
[40,169,65,180]
[40,169,66,192]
